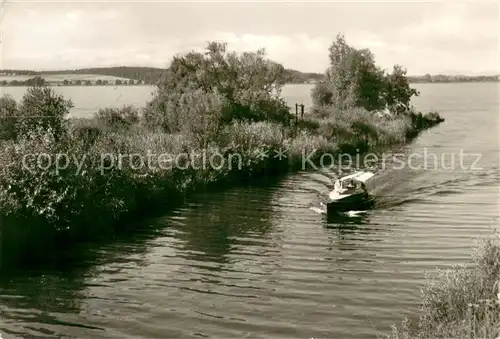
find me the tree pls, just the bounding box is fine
[96,79,103,85]
[177,90,229,147]
[312,34,419,115]
[115,79,122,85]
[26,76,47,87]
[95,105,139,130]
[312,34,385,111]
[0,95,19,140]
[385,65,419,114]
[63,79,69,86]
[145,41,291,135]
[16,86,73,141]
[75,80,82,86]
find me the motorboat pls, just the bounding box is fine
[320,171,376,214]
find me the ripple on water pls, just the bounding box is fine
[1,82,499,338]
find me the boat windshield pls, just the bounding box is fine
[339,179,362,190]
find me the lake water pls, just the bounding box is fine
[0,84,316,117]
[1,83,499,338]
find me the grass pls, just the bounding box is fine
[382,238,500,339]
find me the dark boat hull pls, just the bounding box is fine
[325,192,375,214]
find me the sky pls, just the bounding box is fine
[0,0,499,75]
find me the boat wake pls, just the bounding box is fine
[309,204,369,218]
[306,159,500,218]
[309,205,325,215]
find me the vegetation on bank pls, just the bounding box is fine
[0,75,139,87]
[383,238,500,339]
[408,74,499,83]
[0,35,442,268]
[2,66,497,86]
[1,67,320,86]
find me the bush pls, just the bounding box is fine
[144,89,230,148]
[95,105,139,130]
[312,34,419,115]
[68,118,104,148]
[385,65,419,115]
[16,85,73,141]
[382,239,500,339]
[144,41,292,135]
[0,95,19,140]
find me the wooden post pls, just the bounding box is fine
[300,104,304,119]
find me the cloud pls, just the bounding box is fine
[1,1,498,74]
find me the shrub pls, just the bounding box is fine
[382,239,500,339]
[0,95,19,140]
[385,65,419,115]
[16,85,73,141]
[68,118,104,148]
[144,42,292,133]
[95,105,140,130]
[312,34,419,115]
[150,89,230,148]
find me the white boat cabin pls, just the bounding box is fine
[332,171,375,195]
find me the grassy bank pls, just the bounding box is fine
[382,238,500,339]
[0,39,444,268]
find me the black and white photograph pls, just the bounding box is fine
[0,0,499,338]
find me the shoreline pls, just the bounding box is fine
[0,80,498,88]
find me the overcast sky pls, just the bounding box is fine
[1,0,498,75]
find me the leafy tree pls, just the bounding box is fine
[385,65,419,114]
[115,79,122,85]
[63,79,69,86]
[145,41,291,135]
[312,34,386,111]
[26,76,47,87]
[176,90,229,147]
[95,105,139,130]
[0,95,19,140]
[16,86,73,141]
[75,80,82,86]
[96,79,103,85]
[312,34,419,115]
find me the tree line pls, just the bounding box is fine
[0,76,141,86]
[1,67,497,86]
[0,67,324,85]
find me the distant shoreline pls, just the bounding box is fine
[1,67,498,87]
[0,80,498,88]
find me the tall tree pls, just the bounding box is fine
[312,34,386,111]
[145,41,291,137]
